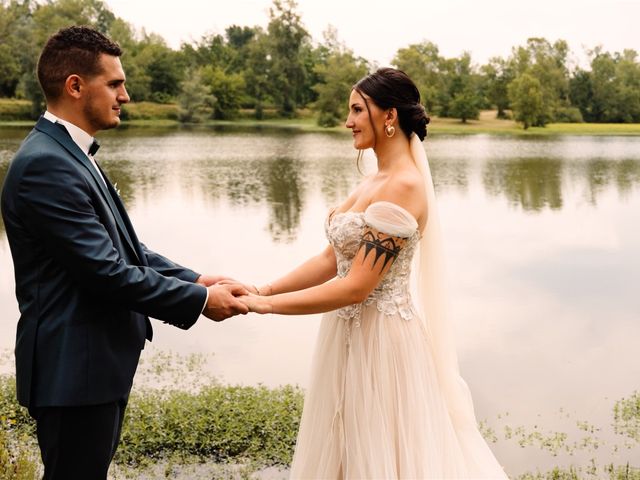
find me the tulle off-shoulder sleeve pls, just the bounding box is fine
[363,201,418,238]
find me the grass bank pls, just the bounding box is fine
[2,350,640,479]
[2,98,640,135]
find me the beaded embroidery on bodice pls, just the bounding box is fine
[325,210,420,323]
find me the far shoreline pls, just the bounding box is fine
[2,108,640,136]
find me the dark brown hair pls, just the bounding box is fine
[37,26,122,101]
[354,67,430,141]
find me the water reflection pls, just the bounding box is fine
[1,127,639,474]
[2,129,640,242]
[579,159,640,204]
[483,158,564,211]
[265,157,304,243]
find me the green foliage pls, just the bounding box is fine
[393,41,444,113]
[553,106,584,123]
[0,99,32,121]
[613,391,640,442]
[265,0,311,117]
[507,38,571,126]
[116,384,303,467]
[312,27,368,127]
[200,66,245,120]
[508,73,546,129]
[0,377,34,438]
[0,428,39,480]
[449,89,481,123]
[393,45,483,122]
[120,101,178,121]
[0,375,39,480]
[177,70,215,123]
[480,57,515,118]
[242,30,272,119]
[1,0,639,127]
[577,48,640,123]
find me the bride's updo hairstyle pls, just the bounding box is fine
[354,67,430,141]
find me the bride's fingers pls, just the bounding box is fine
[224,284,248,297]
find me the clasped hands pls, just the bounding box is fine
[196,275,271,322]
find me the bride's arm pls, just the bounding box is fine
[256,186,365,296]
[244,226,407,315]
[257,244,337,296]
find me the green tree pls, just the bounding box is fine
[312,26,368,127]
[177,69,214,123]
[438,52,482,121]
[449,89,480,123]
[265,0,311,116]
[124,33,183,102]
[200,66,245,119]
[507,38,570,124]
[392,41,444,113]
[569,68,594,121]
[508,73,545,129]
[394,44,482,121]
[480,56,514,118]
[243,29,271,119]
[587,48,640,122]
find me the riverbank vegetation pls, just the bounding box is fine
[1,0,639,130]
[3,100,640,136]
[1,351,639,479]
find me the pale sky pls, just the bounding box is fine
[106,0,639,67]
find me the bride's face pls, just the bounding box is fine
[345,90,384,150]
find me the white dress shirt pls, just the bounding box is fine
[42,111,107,187]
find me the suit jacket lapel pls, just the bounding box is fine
[35,118,142,263]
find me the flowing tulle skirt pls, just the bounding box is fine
[289,304,507,479]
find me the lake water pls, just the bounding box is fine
[1,125,639,476]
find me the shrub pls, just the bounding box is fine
[0,99,32,121]
[117,384,303,467]
[120,102,179,121]
[554,106,584,123]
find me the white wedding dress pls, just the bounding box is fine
[289,137,507,479]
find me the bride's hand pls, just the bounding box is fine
[238,294,272,314]
[217,279,259,295]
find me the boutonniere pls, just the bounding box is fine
[113,182,122,197]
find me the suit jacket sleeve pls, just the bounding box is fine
[16,151,207,328]
[139,242,201,283]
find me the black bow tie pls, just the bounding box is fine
[88,139,100,156]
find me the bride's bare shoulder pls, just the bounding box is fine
[372,170,426,223]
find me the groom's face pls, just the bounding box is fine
[82,54,130,133]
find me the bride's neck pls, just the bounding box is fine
[374,137,411,172]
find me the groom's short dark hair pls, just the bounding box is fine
[37,26,122,101]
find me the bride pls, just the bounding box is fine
[239,68,507,479]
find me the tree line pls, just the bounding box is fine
[1,0,639,128]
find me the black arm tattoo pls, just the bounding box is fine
[358,228,406,271]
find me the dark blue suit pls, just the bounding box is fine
[1,117,207,477]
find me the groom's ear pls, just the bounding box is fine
[63,74,84,100]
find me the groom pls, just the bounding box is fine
[0,26,248,479]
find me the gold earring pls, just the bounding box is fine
[385,124,395,138]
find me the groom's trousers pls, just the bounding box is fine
[29,397,128,480]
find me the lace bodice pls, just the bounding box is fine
[325,202,421,324]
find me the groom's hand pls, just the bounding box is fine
[196,274,232,287]
[203,284,250,322]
